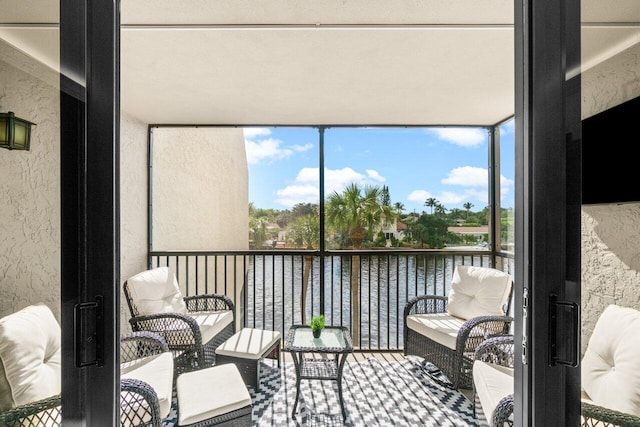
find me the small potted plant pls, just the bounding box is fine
[310,314,325,338]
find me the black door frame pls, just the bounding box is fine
[514,0,581,425]
[59,0,583,422]
[60,0,120,425]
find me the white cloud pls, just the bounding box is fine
[437,191,469,205]
[273,166,388,207]
[366,169,386,182]
[274,184,319,207]
[243,127,271,138]
[500,175,514,188]
[407,188,488,207]
[441,166,488,187]
[244,137,313,165]
[407,190,432,203]
[429,128,486,147]
[292,143,313,152]
[245,138,293,164]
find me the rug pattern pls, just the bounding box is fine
[162,356,480,426]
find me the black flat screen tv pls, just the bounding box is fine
[582,95,640,205]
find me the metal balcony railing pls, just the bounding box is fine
[148,249,514,350]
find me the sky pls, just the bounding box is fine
[244,121,515,213]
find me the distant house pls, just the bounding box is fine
[447,226,489,242]
[381,218,407,245]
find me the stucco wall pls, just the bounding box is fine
[0,39,149,331]
[119,113,149,331]
[0,41,61,321]
[581,42,640,352]
[151,127,249,251]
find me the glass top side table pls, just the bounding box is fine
[284,325,354,420]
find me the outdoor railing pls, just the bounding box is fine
[148,249,514,350]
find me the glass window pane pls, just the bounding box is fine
[499,118,515,253]
[244,127,320,250]
[324,127,490,250]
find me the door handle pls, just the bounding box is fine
[548,294,580,367]
[74,295,103,368]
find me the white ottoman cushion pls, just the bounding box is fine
[447,266,513,320]
[581,304,640,416]
[215,328,280,359]
[177,364,252,425]
[0,303,61,408]
[121,352,174,419]
[406,313,465,350]
[473,360,514,426]
[126,267,188,315]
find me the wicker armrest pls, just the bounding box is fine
[582,400,640,427]
[121,331,169,364]
[457,316,514,354]
[474,334,515,367]
[0,394,62,426]
[183,294,234,312]
[120,378,161,427]
[403,295,448,317]
[129,312,203,351]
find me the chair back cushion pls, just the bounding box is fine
[581,304,640,416]
[447,266,513,320]
[126,267,188,316]
[0,303,61,408]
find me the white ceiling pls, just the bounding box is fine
[0,0,639,125]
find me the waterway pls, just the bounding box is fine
[245,253,492,348]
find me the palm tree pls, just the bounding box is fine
[425,197,438,214]
[434,203,447,216]
[394,201,405,215]
[325,183,395,345]
[463,202,474,220]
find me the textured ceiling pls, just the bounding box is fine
[0,0,638,125]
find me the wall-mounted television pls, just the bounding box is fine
[582,95,640,205]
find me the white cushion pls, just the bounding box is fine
[191,311,234,344]
[215,328,280,359]
[447,266,513,320]
[126,267,188,315]
[121,352,174,420]
[0,303,61,407]
[406,313,466,349]
[472,360,514,427]
[581,304,640,417]
[177,364,252,425]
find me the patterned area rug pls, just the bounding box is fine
[162,356,480,426]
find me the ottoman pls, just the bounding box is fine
[176,364,252,427]
[215,328,281,391]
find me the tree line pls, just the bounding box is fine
[249,183,513,250]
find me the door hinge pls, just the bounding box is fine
[74,295,104,368]
[522,287,528,365]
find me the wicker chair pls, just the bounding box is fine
[120,332,174,427]
[403,265,514,389]
[473,315,640,427]
[0,306,171,427]
[124,266,235,374]
[472,335,516,427]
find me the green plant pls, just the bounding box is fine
[310,314,325,332]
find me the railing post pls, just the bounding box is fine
[319,127,326,317]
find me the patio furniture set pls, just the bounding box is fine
[1,265,638,426]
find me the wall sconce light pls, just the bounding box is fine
[0,112,36,151]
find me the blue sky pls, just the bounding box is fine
[244,121,514,213]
